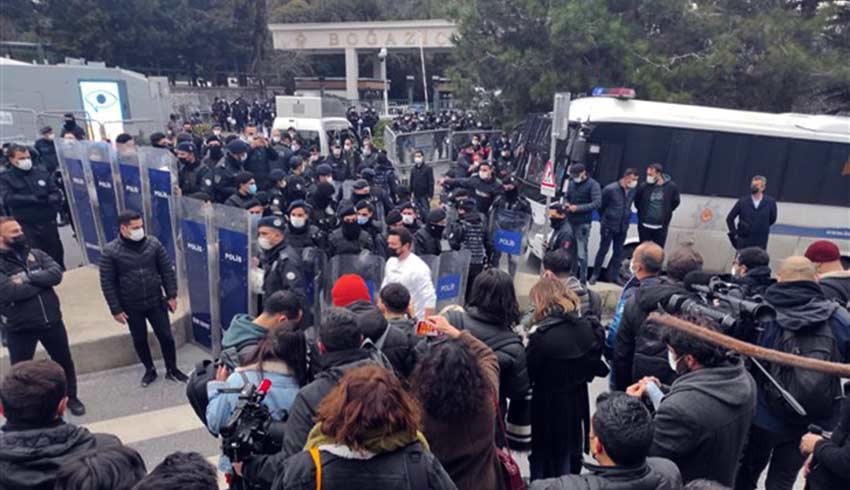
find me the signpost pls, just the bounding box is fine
[541,93,571,260]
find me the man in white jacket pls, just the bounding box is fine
[383,228,436,319]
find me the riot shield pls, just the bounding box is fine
[418,254,440,287]
[433,250,471,311]
[341,180,356,201]
[300,246,327,324]
[139,147,180,266]
[490,208,532,256]
[116,148,144,214]
[178,197,217,352]
[55,139,102,265]
[86,142,120,243]
[321,252,385,310]
[211,203,255,334]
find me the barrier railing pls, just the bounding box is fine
[383,127,503,179]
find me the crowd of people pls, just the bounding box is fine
[1,114,850,490]
[389,109,494,134]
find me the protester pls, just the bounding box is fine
[132,451,218,490]
[564,163,602,285]
[541,248,602,320]
[224,171,262,211]
[0,217,85,415]
[410,315,505,490]
[735,256,850,490]
[0,360,123,490]
[526,277,608,479]
[327,205,374,257]
[805,239,850,305]
[274,364,457,490]
[53,446,146,490]
[98,210,186,386]
[62,113,86,140]
[378,282,417,331]
[725,175,777,250]
[383,227,437,319]
[591,168,638,285]
[634,163,680,248]
[529,392,683,490]
[627,315,757,486]
[410,148,435,214]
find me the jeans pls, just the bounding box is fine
[529,450,582,481]
[127,305,178,372]
[415,196,432,218]
[734,425,805,490]
[572,222,591,284]
[491,251,518,276]
[592,226,627,282]
[638,224,669,249]
[6,321,78,398]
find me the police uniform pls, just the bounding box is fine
[258,217,307,304]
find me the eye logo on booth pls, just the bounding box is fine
[84,90,118,112]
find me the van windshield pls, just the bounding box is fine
[295,130,320,149]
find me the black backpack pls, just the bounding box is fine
[765,314,844,423]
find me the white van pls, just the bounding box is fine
[272,96,357,155]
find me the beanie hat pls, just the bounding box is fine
[176,141,195,154]
[332,274,371,307]
[226,139,250,155]
[805,240,841,263]
[427,208,447,224]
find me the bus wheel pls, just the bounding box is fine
[618,244,637,284]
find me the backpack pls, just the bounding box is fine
[765,314,844,423]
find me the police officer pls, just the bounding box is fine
[441,160,502,215]
[202,135,225,169]
[308,181,339,233]
[326,142,349,183]
[373,151,399,202]
[327,205,374,257]
[0,144,65,269]
[414,207,447,256]
[243,133,279,190]
[489,176,531,275]
[256,216,306,308]
[448,199,490,300]
[361,137,378,167]
[224,171,262,212]
[34,127,59,173]
[547,202,575,255]
[176,142,212,197]
[211,139,249,203]
[285,200,324,251]
[355,200,387,258]
[267,169,288,215]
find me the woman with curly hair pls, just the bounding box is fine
[410,316,506,490]
[526,277,608,480]
[276,364,457,490]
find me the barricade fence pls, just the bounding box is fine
[383,127,502,181]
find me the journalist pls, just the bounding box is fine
[729,246,775,297]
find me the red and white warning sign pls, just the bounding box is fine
[540,160,557,197]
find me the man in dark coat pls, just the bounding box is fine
[409,149,435,216]
[211,139,249,203]
[327,206,374,258]
[627,317,757,487]
[726,175,777,250]
[591,168,638,284]
[564,163,602,285]
[634,163,680,248]
[441,160,502,215]
[730,246,775,297]
[33,127,59,173]
[414,208,447,256]
[0,360,123,490]
[98,210,186,387]
[800,395,850,489]
[61,113,86,141]
[529,392,682,490]
[805,240,850,306]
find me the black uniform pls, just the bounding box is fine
[34,138,59,173]
[224,191,259,210]
[244,146,280,190]
[211,155,244,203]
[260,240,307,307]
[286,222,324,252]
[178,159,213,196]
[0,166,65,268]
[414,224,443,256]
[327,226,374,257]
[443,175,503,215]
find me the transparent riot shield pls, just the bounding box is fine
[490,208,532,256]
[139,147,180,266]
[55,139,102,265]
[321,252,385,310]
[178,197,218,352]
[300,246,327,324]
[116,147,144,214]
[433,250,471,311]
[85,142,121,243]
[341,180,356,201]
[211,203,255,334]
[418,254,440,287]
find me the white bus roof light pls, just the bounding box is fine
[591,87,636,100]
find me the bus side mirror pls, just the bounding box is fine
[570,140,587,164]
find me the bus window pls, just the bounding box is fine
[783,140,850,207]
[704,133,751,197]
[743,135,789,195]
[664,130,713,195]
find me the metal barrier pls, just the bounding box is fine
[0,107,41,144]
[383,127,503,179]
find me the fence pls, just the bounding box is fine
[382,126,503,180]
[1,107,161,146]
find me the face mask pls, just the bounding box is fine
[257,237,273,250]
[505,187,518,198]
[731,265,740,277]
[479,171,491,180]
[629,260,637,275]
[342,221,361,240]
[472,140,480,146]
[751,185,761,195]
[213,130,222,136]
[402,214,415,225]
[501,152,510,158]
[363,148,372,156]
[628,180,638,189]
[356,215,369,225]
[128,228,145,242]
[209,147,223,159]
[668,350,682,373]
[388,246,401,257]
[239,153,248,163]
[8,234,28,252]
[289,132,297,138]
[550,217,564,228]
[573,177,583,184]
[292,145,300,152]
[310,155,319,162]
[272,136,281,143]
[290,216,307,229]
[646,175,657,184]
[248,183,257,195]
[344,145,352,152]
[414,157,424,165]
[16,159,33,171]
[45,134,55,141]
[429,224,445,237]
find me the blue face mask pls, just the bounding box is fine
[248,183,258,195]
[357,215,369,225]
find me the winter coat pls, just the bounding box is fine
[444,175,502,214]
[726,193,777,249]
[410,163,435,198]
[220,314,268,365]
[735,265,775,297]
[634,177,680,228]
[447,212,490,265]
[599,181,636,233]
[819,270,850,306]
[808,396,850,490]
[347,300,419,378]
[0,166,62,224]
[418,331,505,490]
[244,146,279,190]
[326,228,373,257]
[547,219,574,254]
[99,235,177,314]
[527,309,608,465]
[178,160,213,197]
[259,241,306,305]
[224,191,259,210]
[211,156,243,203]
[529,458,683,490]
[34,138,59,173]
[650,357,757,486]
[414,226,443,256]
[0,247,63,332]
[612,276,685,391]
[286,224,324,252]
[565,177,602,225]
[0,422,122,490]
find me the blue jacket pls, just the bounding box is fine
[726,194,777,250]
[565,178,602,225]
[599,181,636,233]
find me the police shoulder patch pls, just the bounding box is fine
[214,175,222,183]
[273,218,283,227]
[286,271,296,280]
[205,179,212,186]
[37,180,46,186]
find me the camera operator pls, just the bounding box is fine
[626,314,757,486]
[729,246,775,297]
[735,256,850,490]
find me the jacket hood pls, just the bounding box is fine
[820,270,850,281]
[765,281,836,331]
[635,276,685,311]
[346,300,388,342]
[670,357,755,409]
[304,422,429,459]
[0,423,97,486]
[746,265,773,282]
[222,314,266,348]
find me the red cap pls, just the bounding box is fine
[331,274,371,307]
[804,240,841,263]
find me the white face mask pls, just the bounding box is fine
[628,180,638,189]
[257,237,273,250]
[290,216,306,229]
[45,134,55,141]
[16,159,33,171]
[646,175,657,184]
[213,130,222,136]
[128,228,145,242]
[333,149,341,157]
[363,148,372,156]
[414,157,424,165]
[402,214,415,225]
[731,265,740,277]
[479,171,491,180]
[573,177,584,184]
[272,136,281,143]
[668,350,680,372]
[629,260,637,275]
[344,145,352,152]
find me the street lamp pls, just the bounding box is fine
[378,48,389,117]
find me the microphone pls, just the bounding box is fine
[257,378,272,395]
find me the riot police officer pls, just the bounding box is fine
[308,181,339,233]
[326,142,349,183]
[441,160,502,215]
[327,206,374,257]
[176,142,212,197]
[256,216,306,308]
[285,200,324,251]
[211,139,249,203]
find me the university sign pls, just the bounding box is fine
[270,20,457,51]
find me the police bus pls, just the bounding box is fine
[515,91,850,276]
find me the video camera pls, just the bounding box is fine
[219,379,286,489]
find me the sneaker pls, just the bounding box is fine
[165,368,189,383]
[141,369,158,387]
[67,397,86,416]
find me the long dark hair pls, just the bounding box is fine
[466,268,521,327]
[410,338,490,420]
[245,324,308,386]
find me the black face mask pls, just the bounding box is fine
[208,147,223,160]
[429,224,445,237]
[751,185,761,194]
[550,217,565,228]
[505,188,519,200]
[388,246,401,257]
[7,235,28,253]
[179,157,196,167]
[342,221,361,240]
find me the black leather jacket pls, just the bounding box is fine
[98,235,177,314]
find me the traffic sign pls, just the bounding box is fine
[541,159,557,197]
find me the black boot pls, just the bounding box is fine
[141,369,158,387]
